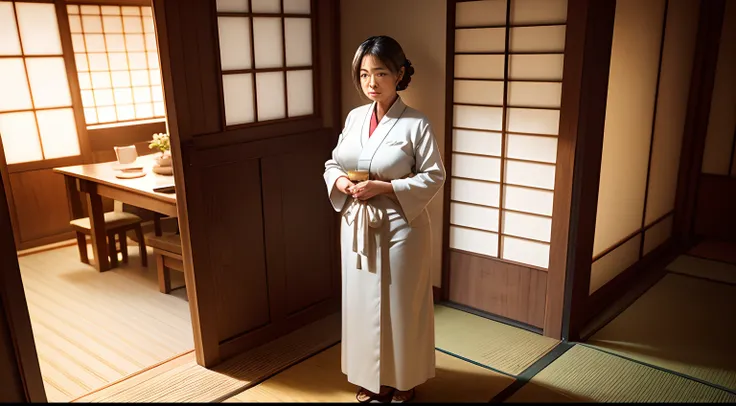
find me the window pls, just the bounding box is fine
[0,1,81,165]
[67,4,164,127]
[216,0,315,126]
[448,0,568,269]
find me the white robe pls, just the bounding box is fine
[323,97,446,393]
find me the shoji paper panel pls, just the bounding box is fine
[452,154,501,182]
[15,2,62,55]
[506,134,558,163]
[451,202,499,232]
[510,0,568,25]
[286,70,313,116]
[645,0,700,224]
[506,108,560,135]
[643,215,672,256]
[455,28,505,53]
[0,58,32,112]
[455,55,505,79]
[453,129,502,157]
[222,73,254,125]
[502,211,552,242]
[509,26,566,53]
[451,178,501,208]
[0,3,21,55]
[502,236,550,268]
[507,82,562,108]
[450,226,499,257]
[503,185,554,216]
[454,105,503,131]
[593,0,665,257]
[505,160,556,190]
[255,72,285,121]
[0,112,43,164]
[216,0,249,12]
[218,17,252,70]
[456,0,507,27]
[454,80,504,105]
[701,0,736,175]
[590,234,641,294]
[508,54,564,81]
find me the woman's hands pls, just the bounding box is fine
[336,176,394,200]
[335,176,355,194]
[348,180,393,200]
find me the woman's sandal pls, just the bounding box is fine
[356,387,395,403]
[391,388,416,403]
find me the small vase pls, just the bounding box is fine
[153,151,173,175]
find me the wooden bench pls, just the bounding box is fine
[144,214,184,294]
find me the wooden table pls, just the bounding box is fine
[54,154,177,272]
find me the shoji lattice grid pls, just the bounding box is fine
[67,4,164,126]
[0,1,81,165]
[448,0,567,269]
[216,0,315,126]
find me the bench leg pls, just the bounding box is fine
[76,232,89,264]
[107,232,119,268]
[135,225,148,267]
[119,231,129,263]
[156,254,171,294]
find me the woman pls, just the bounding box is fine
[323,36,446,403]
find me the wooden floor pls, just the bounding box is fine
[17,240,193,402]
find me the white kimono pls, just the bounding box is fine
[323,97,446,393]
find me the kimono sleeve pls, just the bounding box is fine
[391,121,446,223]
[323,113,352,212]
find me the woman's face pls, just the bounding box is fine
[360,54,403,105]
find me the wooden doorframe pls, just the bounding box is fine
[0,139,47,403]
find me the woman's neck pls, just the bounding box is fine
[375,95,399,122]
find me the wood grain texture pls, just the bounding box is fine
[18,244,192,402]
[448,251,547,328]
[199,159,270,342]
[9,170,73,244]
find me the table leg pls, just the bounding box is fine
[86,190,110,272]
[64,175,84,220]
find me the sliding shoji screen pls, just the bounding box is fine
[215,0,315,127]
[590,0,700,294]
[701,0,736,177]
[0,1,81,165]
[448,0,567,269]
[67,4,164,126]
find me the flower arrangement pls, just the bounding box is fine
[149,132,170,154]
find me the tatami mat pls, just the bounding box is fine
[224,344,515,403]
[434,305,559,376]
[74,313,341,402]
[667,255,736,285]
[586,273,736,392]
[507,345,736,403]
[689,240,736,266]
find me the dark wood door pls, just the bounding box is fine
[153,0,342,366]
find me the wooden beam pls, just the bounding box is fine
[552,0,617,342]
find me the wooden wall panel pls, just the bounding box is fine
[694,174,736,240]
[0,300,25,403]
[9,170,74,248]
[448,251,547,329]
[0,147,46,402]
[271,149,334,315]
[199,159,270,342]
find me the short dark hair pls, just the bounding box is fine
[351,36,415,94]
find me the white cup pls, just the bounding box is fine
[114,145,138,165]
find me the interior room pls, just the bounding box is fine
[1,0,735,403]
[0,0,191,401]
